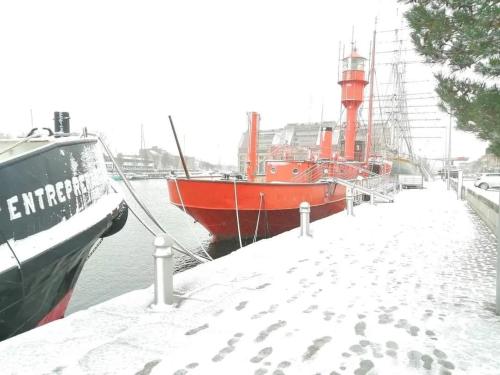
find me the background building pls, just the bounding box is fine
[458,152,500,174]
[238,121,370,174]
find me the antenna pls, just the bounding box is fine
[337,41,342,81]
[351,25,355,51]
[140,123,146,150]
[367,40,372,81]
[365,18,377,163]
[308,94,313,124]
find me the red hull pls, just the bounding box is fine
[167,178,346,240]
[37,289,73,327]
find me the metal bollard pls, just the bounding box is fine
[457,170,463,200]
[346,187,354,216]
[299,201,312,237]
[153,235,174,306]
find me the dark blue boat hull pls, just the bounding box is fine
[0,138,127,341]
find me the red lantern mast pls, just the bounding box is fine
[338,48,368,161]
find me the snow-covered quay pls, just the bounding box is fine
[1,181,499,375]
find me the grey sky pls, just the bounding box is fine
[0,0,487,165]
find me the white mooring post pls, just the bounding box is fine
[496,192,500,315]
[370,192,375,205]
[457,170,463,200]
[299,201,311,237]
[153,235,174,306]
[346,187,354,215]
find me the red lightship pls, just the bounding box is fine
[167,48,388,241]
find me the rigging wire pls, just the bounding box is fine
[0,133,40,156]
[253,193,264,243]
[95,134,210,264]
[0,230,25,298]
[126,201,207,262]
[233,179,243,249]
[173,178,213,261]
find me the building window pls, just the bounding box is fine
[258,155,266,174]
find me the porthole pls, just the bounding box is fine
[292,168,299,175]
[270,167,277,174]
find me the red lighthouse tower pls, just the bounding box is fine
[338,49,368,161]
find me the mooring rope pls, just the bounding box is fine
[0,230,25,297]
[0,133,39,156]
[97,135,210,263]
[233,179,243,248]
[252,193,264,243]
[126,202,208,263]
[173,178,213,261]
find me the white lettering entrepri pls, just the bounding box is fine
[3,172,99,222]
[7,196,22,220]
[45,184,57,207]
[34,188,46,210]
[55,181,66,203]
[22,192,36,215]
[78,175,87,194]
[72,177,81,196]
[64,179,73,200]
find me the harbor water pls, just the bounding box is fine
[67,179,244,314]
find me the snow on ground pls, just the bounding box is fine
[0,181,499,375]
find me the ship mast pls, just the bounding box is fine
[381,29,416,161]
[365,26,377,163]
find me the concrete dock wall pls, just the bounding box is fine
[463,186,498,232]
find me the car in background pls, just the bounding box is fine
[474,173,500,190]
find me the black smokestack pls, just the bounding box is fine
[54,112,70,133]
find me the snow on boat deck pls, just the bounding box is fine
[1,181,499,375]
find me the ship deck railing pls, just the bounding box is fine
[329,175,395,203]
[291,160,387,185]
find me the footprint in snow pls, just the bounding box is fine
[354,321,366,336]
[303,305,318,313]
[235,301,248,311]
[212,332,244,362]
[184,323,209,336]
[255,321,287,343]
[302,336,331,361]
[250,347,273,363]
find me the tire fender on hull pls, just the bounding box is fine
[101,201,128,238]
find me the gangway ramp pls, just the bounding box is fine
[329,176,395,203]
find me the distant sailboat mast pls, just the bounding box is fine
[140,123,146,150]
[366,23,377,163]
